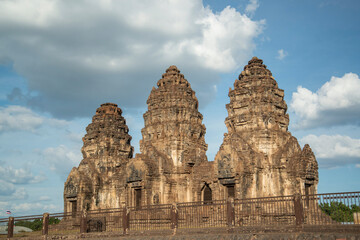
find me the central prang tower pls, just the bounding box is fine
[123,66,212,206]
[140,65,208,172]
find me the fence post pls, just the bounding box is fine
[80,210,87,233]
[293,193,304,228]
[7,216,14,238]
[227,198,235,228]
[122,206,130,234]
[42,212,49,235]
[170,203,178,235]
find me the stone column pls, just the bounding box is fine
[294,194,304,227]
[170,203,178,234]
[122,206,130,234]
[226,198,235,228]
[42,213,49,235]
[7,216,14,238]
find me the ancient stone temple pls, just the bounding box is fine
[213,57,318,200]
[64,57,319,214]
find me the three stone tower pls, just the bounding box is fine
[64,57,318,213]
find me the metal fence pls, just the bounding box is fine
[302,192,360,225]
[128,204,172,231]
[1,191,359,238]
[177,199,228,228]
[234,195,296,227]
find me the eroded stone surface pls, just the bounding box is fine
[64,103,133,212]
[214,57,318,199]
[130,65,211,205]
[64,58,319,213]
[140,65,207,171]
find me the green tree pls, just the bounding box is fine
[15,217,60,231]
[319,202,360,223]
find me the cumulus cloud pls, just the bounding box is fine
[0,163,43,200]
[0,200,60,217]
[39,196,51,201]
[0,179,15,196]
[0,165,46,184]
[0,180,28,200]
[11,202,59,213]
[41,145,82,178]
[301,134,360,169]
[245,0,260,16]
[0,105,43,133]
[276,49,288,60]
[0,0,264,119]
[10,188,29,200]
[290,73,360,129]
[0,105,69,133]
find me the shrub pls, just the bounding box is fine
[15,217,60,231]
[320,202,360,223]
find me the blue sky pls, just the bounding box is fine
[0,0,359,217]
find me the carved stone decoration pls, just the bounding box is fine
[134,65,212,204]
[64,58,319,214]
[63,103,134,213]
[214,57,319,199]
[140,65,208,171]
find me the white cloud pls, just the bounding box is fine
[0,164,42,200]
[39,196,51,201]
[277,49,288,60]
[0,181,28,200]
[0,105,43,133]
[0,105,69,134]
[301,134,360,168]
[0,0,264,119]
[11,188,28,200]
[41,145,82,178]
[0,179,15,196]
[190,6,263,71]
[11,202,59,213]
[291,73,360,129]
[245,0,259,16]
[0,0,57,28]
[0,165,46,184]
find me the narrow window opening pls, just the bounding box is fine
[71,200,77,218]
[203,185,212,204]
[227,185,235,199]
[305,183,312,207]
[135,189,142,209]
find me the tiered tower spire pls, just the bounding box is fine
[140,66,207,171]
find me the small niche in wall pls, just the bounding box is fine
[227,185,235,199]
[135,188,142,209]
[202,184,212,204]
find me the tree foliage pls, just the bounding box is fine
[15,217,60,231]
[319,202,360,223]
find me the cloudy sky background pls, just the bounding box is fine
[0,0,359,217]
